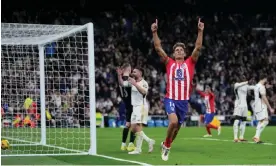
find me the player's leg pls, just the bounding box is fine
[121,122,130,151]
[254,110,269,143]
[128,107,136,150]
[128,123,143,154]
[171,105,187,142]
[162,99,178,149]
[139,106,155,152]
[172,124,181,142]
[161,100,188,161]
[128,106,154,154]
[239,108,248,141]
[233,107,242,142]
[203,113,216,137]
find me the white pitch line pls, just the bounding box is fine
[96,154,153,166]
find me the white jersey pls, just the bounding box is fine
[123,79,149,106]
[131,79,148,106]
[254,83,267,110]
[234,82,255,107]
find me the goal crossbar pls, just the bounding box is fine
[1,23,87,46]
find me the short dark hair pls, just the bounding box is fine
[173,42,186,52]
[135,67,144,76]
[259,74,267,81]
[121,63,131,69]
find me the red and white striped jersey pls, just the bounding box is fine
[165,56,196,100]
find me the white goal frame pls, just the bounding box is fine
[1,22,97,157]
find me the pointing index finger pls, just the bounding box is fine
[198,18,201,23]
[156,19,158,26]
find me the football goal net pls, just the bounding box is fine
[1,23,97,156]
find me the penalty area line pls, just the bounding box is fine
[95,154,153,166]
[187,137,275,146]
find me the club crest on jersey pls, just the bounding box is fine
[174,69,185,81]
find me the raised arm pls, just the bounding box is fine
[247,85,255,91]
[151,19,169,64]
[196,89,206,97]
[116,68,124,86]
[234,81,248,89]
[128,78,148,96]
[191,18,204,62]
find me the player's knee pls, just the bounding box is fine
[233,119,239,126]
[263,120,269,126]
[168,113,178,124]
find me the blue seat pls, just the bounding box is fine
[155,120,164,127]
[108,119,117,128]
[163,119,169,127]
[147,120,155,127]
[117,120,125,127]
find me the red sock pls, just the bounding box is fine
[206,126,211,135]
[164,137,172,148]
[207,124,218,130]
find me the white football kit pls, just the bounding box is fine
[124,79,149,124]
[254,83,268,121]
[233,82,255,117]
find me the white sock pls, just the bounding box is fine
[233,119,239,139]
[239,121,247,139]
[122,142,126,146]
[254,122,262,138]
[140,131,151,143]
[255,120,268,139]
[255,121,268,139]
[135,132,143,151]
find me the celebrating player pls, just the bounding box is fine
[197,86,221,137]
[152,18,204,161]
[118,67,155,154]
[253,75,274,143]
[233,76,255,142]
[117,64,136,151]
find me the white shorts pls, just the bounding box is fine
[131,105,148,125]
[233,106,248,117]
[254,105,268,121]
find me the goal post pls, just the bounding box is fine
[1,23,96,156]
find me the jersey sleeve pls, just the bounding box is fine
[260,85,266,95]
[185,56,196,67]
[196,90,206,97]
[165,57,175,68]
[209,92,215,99]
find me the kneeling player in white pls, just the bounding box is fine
[233,76,255,142]
[118,67,155,154]
[253,75,274,143]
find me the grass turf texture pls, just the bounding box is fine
[2,127,276,165]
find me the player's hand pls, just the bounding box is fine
[128,77,136,85]
[198,18,204,31]
[116,67,123,76]
[269,108,274,114]
[151,19,158,33]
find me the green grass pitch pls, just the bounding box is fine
[2,126,276,165]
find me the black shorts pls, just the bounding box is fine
[125,104,133,123]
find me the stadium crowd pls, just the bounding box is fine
[1,1,276,127]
